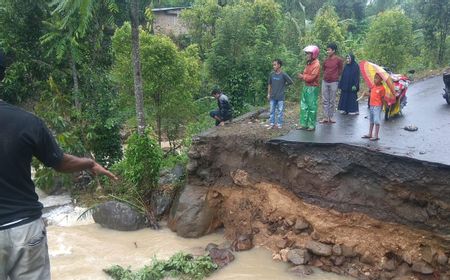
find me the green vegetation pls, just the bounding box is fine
[364,9,413,72]
[1,0,448,201]
[104,131,162,226]
[104,252,218,280]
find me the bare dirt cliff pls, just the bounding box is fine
[169,107,450,280]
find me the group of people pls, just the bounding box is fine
[266,43,362,131]
[210,45,384,139]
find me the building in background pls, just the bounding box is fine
[152,7,190,36]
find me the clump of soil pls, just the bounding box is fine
[207,173,450,279]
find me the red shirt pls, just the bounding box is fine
[370,85,386,106]
[323,55,343,82]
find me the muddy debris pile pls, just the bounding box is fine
[169,121,450,279]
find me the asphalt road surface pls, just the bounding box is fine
[274,75,450,166]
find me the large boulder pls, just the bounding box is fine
[151,164,186,219]
[158,164,185,186]
[168,184,220,238]
[151,189,175,218]
[92,201,147,231]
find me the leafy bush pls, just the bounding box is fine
[363,9,413,72]
[117,131,162,195]
[104,252,218,280]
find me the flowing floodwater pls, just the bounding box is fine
[43,195,352,280]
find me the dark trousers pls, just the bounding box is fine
[210,110,231,126]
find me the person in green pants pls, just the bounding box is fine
[298,45,321,131]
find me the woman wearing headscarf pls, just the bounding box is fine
[338,53,360,115]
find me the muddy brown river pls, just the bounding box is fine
[46,207,352,280]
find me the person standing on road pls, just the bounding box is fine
[320,43,343,124]
[298,45,321,131]
[267,59,294,129]
[338,53,360,115]
[210,87,233,126]
[0,61,118,280]
[362,73,385,141]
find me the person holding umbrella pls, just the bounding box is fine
[362,73,385,141]
[338,53,360,115]
[298,45,321,131]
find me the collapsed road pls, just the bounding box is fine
[169,75,450,279]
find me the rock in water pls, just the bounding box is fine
[92,201,147,231]
[289,265,314,277]
[232,234,254,251]
[168,185,221,238]
[208,247,235,268]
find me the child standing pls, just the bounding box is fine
[267,59,294,129]
[362,73,385,141]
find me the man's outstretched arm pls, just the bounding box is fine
[54,154,118,181]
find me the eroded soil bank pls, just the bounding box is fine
[169,116,450,279]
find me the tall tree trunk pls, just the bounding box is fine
[130,0,158,230]
[438,31,446,65]
[70,56,81,111]
[437,11,448,65]
[157,92,162,145]
[130,0,146,135]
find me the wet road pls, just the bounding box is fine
[274,76,450,166]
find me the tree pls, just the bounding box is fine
[415,0,449,65]
[40,0,123,167]
[207,0,285,114]
[181,0,222,59]
[0,0,51,104]
[112,24,200,146]
[41,0,118,111]
[303,5,345,58]
[364,9,413,71]
[278,0,307,53]
[328,0,365,20]
[276,0,328,20]
[130,0,147,135]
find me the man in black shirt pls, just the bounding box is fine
[0,60,117,279]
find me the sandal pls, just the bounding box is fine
[362,135,371,139]
[306,127,315,131]
[369,137,380,141]
[329,119,336,123]
[319,119,329,124]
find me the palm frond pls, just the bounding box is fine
[108,194,146,214]
[77,204,100,221]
